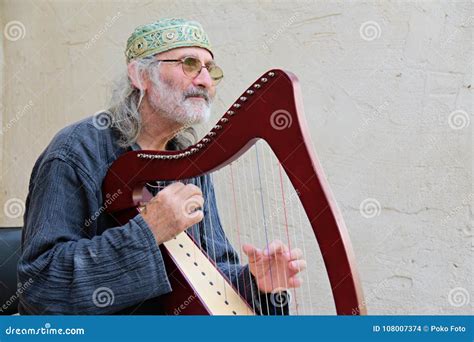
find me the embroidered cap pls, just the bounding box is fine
[125,18,213,63]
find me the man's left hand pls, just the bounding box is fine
[242,239,306,293]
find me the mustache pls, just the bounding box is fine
[183,88,211,104]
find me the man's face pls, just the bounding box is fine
[147,47,217,126]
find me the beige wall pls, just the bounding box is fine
[0,0,472,314]
[0,3,5,214]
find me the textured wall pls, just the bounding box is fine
[0,6,4,208]
[0,0,472,314]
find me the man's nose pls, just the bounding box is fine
[192,67,213,89]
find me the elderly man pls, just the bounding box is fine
[18,18,306,315]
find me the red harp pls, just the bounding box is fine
[103,70,366,315]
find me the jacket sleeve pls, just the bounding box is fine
[198,175,289,315]
[18,158,172,314]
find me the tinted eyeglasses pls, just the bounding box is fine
[156,56,224,85]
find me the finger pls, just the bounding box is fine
[288,276,302,288]
[287,248,303,261]
[177,183,203,199]
[289,259,307,272]
[264,240,288,256]
[242,244,263,262]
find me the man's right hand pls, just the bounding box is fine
[140,182,204,244]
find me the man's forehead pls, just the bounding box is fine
[157,47,213,62]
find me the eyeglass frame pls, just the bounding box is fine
[155,56,224,85]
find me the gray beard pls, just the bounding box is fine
[148,75,212,127]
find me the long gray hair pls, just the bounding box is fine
[108,55,197,150]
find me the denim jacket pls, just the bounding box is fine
[18,115,287,315]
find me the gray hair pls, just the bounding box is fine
[108,56,196,150]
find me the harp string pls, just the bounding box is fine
[205,168,253,314]
[229,164,254,313]
[292,174,312,314]
[248,145,272,311]
[219,164,250,311]
[143,141,315,315]
[277,161,300,315]
[258,142,288,316]
[266,151,287,315]
[208,173,238,309]
[218,142,305,314]
[232,148,257,310]
[215,171,244,308]
[234,157,264,312]
[265,143,301,315]
[201,175,241,310]
[254,144,275,294]
[220,156,257,312]
[272,162,299,315]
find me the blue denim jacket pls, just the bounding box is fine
[18,115,287,315]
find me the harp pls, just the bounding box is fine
[103,70,366,315]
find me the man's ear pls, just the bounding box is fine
[127,61,147,90]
